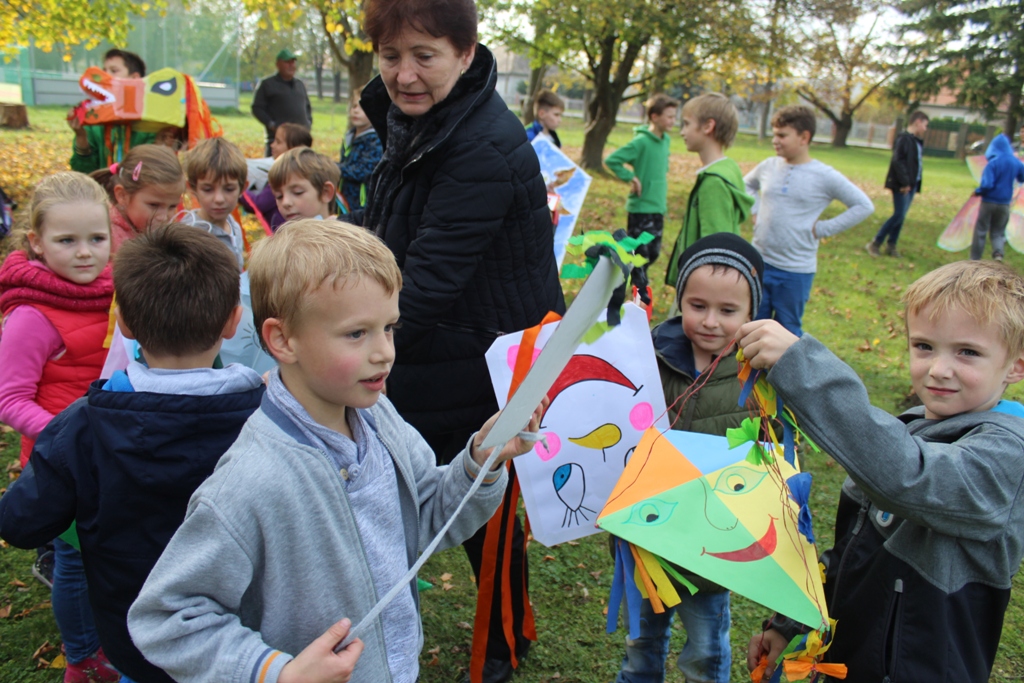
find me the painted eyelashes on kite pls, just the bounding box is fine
[553,463,596,527]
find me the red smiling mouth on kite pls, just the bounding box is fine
[701,517,777,562]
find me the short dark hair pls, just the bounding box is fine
[114,224,240,357]
[364,0,478,55]
[772,105,816,139]
[534,89,565,116]
[645,93,680,121]
[103,49,146,77]
[908,111,930,125]
[276,122,313,150]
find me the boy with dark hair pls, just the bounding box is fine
[526,89,565,148]
[0,224,265,683]
[970,133,1024,261]
[666,92,756,288]
[744,104,873,337]
[179,137,249,270]
[102,49,146,78]
[741,260,1024,682]
[867,110,929,257]
[615,232,764,683]
[127,219,544,683]
[606,93,680,270]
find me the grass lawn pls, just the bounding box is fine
[1,101,1023,682]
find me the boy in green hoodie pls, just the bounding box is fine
[605,94,679,271]
[665,92,755,288]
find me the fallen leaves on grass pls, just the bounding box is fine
[0,604,11,618]
[456,621,472,630]
[9,579,26,588]
[31,641,54,659]
[440,573,453,582]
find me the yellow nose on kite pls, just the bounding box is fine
[569,423,622,450]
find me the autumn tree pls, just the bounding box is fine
[792,0,896,147]
[891,0,1024,138]
[2,0,162,60]
[244,0,374,97]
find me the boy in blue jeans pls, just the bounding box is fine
[740,260,1024,682]
[0,224,265,683]
[970,133,1024,261]
[744,105,873,336]
[615,233,764,683]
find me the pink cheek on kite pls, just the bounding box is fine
[535,432,561,461]
[507,345,543,370]
[629,402,654,431]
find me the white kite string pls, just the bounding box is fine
[337,431,540,651]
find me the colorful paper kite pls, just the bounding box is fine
[938,153,1024,253]
[597,426,829,631]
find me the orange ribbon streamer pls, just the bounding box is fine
[782,659,849,680]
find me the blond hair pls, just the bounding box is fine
[902,261,1024,357]
[89,144,185,202]
[248,219,402,348]
[183,137,248,187]
[22,172,111,261]
[267,147,340,196]
[681,93,740,148]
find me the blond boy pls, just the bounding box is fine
[526,89,565,148]
[739,260,1024,682]
[128,220,543,683]
[666,92,756,287]
[269,147,341,223]
[180,137,248,270]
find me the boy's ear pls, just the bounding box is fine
[702,119,717,137]
[320,181,337,206]
[221,305,244,341]
[1005,354,1024,385]
[114,306,136,341]
[262,317,297,365]
[799,130,812,145]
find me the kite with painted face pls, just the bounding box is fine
[484,303,668,546]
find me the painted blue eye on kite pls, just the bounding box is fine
[712,466,767,496]
[624,499,676,526]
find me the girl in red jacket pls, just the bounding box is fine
[0,172,119,683]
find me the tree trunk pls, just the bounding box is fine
[832,113,852,147]
[333,69,342,103]
[315,64,324,100]
[758,96,772,141]
[521,64,547,124]
[1005,85,1020,139]
[347,51,374,96]
[581,106,618,170]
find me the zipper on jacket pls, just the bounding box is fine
[436,321,503,338]
[882,578,905,682]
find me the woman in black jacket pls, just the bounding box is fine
[360,1,565,681]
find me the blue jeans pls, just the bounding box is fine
[756,264,815,337]
[873,189,915,246]
[52,538,102,664]
[615,590,731,683]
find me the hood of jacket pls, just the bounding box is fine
[652,316,698,378]
[704,158,755,223]
[985,133,1015,160]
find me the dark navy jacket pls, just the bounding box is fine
[0,379,264,682]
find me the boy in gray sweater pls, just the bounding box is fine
[128,220,543,683]
[744,105,873,337]
[738,260,1024,682]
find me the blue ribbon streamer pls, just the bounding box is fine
[786,472,815,545]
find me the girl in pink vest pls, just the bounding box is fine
[0,172,120,683]
[89,144,185,253]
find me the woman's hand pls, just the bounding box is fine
[471,397,548,468]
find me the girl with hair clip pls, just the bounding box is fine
[90,145,185,252]
[0,172,120,683]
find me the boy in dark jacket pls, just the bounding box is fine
[867,111,929,257]
[339,88,383,211]
[740,259,1024,683]
[970,133,1024,261]
[615,233,764,683]
[0,224,265,683]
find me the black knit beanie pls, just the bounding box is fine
[674,233,764,314]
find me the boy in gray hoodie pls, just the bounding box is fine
[128,219,543,683]
[738,260,1024,682]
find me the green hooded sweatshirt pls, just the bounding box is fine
[604,126,671,214]
[70,125,157,175]
[665,157,755,287]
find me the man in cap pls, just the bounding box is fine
[251,49,313,156]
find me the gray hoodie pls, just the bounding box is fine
[128,395,507,683]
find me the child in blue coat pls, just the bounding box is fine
[970,133,1024,261]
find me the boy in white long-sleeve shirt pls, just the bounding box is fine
[745,105,874,336]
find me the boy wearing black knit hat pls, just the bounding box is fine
[614,232,764,683]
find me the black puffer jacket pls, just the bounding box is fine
[884,131,924,193]
[361,44,564,435]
